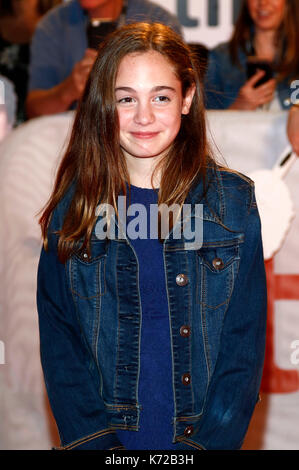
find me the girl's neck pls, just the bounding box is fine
[125,155,161,189]
[254,29,277,61]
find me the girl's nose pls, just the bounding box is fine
[134,102,155,125]
[258,0,270,7]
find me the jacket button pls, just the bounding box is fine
[184,425,194,437]
[212,257,224,270]
[182,373,191,385]
[180,325,191,337]
[176,273,188,286]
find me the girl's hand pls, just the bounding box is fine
[230,70,276,110]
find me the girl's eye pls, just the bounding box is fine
[117,97,135,104]
[153,95,170,103]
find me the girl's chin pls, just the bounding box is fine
[121,146,170,161]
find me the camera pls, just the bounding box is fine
[246,57,274,87]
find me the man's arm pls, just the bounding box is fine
[26,4,97,119]
[26,49,97,118]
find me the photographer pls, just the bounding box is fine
[26,0,181,118]
[205,0,299,112]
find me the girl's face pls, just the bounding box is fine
[247,0,286,31]
[115,51,194,163]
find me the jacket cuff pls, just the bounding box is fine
[54,428,125,450]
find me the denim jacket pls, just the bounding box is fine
[36,166,267,450]
[205,41,295,110]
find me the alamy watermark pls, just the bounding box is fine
[0,340,5,365]
[290,80,299,105]
[0,79,4,105]
[95,197,203,250]
[290,340,299,366]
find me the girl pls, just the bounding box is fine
[37,22,267,450]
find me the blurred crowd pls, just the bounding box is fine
[0,0,298,153]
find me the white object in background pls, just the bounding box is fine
[0,108,9,141]
[0,75,17,140]
[0,112,74,450]
[248,147,297,260]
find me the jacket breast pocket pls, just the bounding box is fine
[197,239,242,373]
[197,240,241,309]
[68,240,107,300]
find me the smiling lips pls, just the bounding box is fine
[258,11,271,18]
[130,131,160,139]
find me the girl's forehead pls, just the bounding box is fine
[119,50,173,66]
[116,51,177,80]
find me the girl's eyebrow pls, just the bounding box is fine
[115,86,176,93]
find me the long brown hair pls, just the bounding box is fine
[229,0,299,81]
[40,22,212,263]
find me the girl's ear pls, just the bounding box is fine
[182,85,196,115]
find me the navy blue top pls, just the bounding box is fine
[116,185,177,450]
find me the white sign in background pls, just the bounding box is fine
[154,0,241,47]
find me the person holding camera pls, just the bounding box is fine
[25,0,181,119]
[205,0,298,111]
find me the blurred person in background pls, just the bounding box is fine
[205,0,298,110]
[205,0,299,153]
[0,0,61,123]
[25,0,182,119]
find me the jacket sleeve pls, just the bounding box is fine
[204,47,227,110]
[36,212,124,450]
[194,190,267,450]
